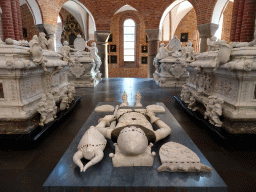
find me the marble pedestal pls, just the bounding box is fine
[153,57,188,88]
[42,102,227,192]
[68,52,101,87]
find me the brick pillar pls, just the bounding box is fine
[16,0,23,40]
[235,0,245,41]
[95,30,110,78]
[145,29,159,78]
[230,0,240,41]
[197,23,219,53]
[240,0,256,42]
[10,0,19,40]
[0,0,15,40]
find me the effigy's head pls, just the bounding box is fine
[91,42,96,47]
[117,126,148,156]
[82,148,95,160]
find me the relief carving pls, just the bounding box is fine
[203,96,224,127]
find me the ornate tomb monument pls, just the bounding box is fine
[73,92,211,172]
[153,36,193,87]
[0,34,76,135]
[180,36,256,134]
[43,96,227,191]
[64,35,102,87]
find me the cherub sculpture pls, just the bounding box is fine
[73,91,172,172]
[182,41,195,63]
[207,36,218,51]
[203,96,224,127]
[39,32,49,50]
[85,41,101,72]
[61,41,79,66]
[155,43,170,60]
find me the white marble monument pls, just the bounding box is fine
[73,92,172,171]
[0,35,75,134]
[65,35,102,87]
[181,37,256,134]
[153,36,191,87]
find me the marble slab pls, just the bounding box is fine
[42,102,228,192]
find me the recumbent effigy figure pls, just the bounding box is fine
[73,92,172,172]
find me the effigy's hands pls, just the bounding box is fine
[146,110,155,118]
[146,110,160,124]
[98,115,116,126]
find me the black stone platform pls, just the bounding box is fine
[0,96,82,148]
[42,102,227,192]
[174,96,256,142]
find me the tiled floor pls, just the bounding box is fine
[0,78,256,192]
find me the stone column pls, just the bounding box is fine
[16,0,23,40]
[0,0,15,40]
[10,0,19,40]
[145,29,159,78]
[35,24,58,51]
[197,23,219,53]
[240,0,256,42]
[95,30,110,78]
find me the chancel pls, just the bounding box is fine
[0,0,256,191]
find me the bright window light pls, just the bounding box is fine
[124,19,135,62]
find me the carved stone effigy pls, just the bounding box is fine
[73,92,173,171]
[153,36,190,87]
[73,92,212,173]
[66,35,102,87]
[0,36,75,134]
[181,38,256,134]
[157,142,212,172]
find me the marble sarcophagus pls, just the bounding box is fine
[65,35,102,87]
[153,36,194,88]
[0,37,73,134]
[182,39,256,134]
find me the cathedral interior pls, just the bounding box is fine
[0,0,256,191]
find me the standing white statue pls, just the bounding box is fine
[85,41,102,71]
[155,43,170,60]
[182,41,195,63]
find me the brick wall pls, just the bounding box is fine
[108,11,148,78]
[21,4,39,41]
[222,1,233,44]
[0,15,3,40]
[174,9,200,53]
[36,0,221,31]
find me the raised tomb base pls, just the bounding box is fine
[42,102,227,192]
[181,43,256,135]
[0,96,81,146]
[153,70,189,88]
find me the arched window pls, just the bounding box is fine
[123,19,135,61]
